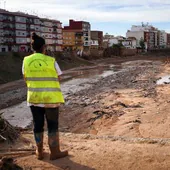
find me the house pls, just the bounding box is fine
[90,30,103,49]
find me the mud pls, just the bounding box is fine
[1,56,170,170]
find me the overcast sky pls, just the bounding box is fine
[2,0,170,36]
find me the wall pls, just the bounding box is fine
[148,48,170,52]
[120,49,137,56]
[0,46,8,52]
[108,38,119,47]
[126,31,144,47]
[90,49,103,58]
[91,31,98,40]
[103,47,137,58]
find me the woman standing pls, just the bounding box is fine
[23,32,68,160]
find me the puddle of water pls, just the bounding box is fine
[157,75,170,85]
[101,70,115,78]
[61,65,119,96]
[1,101,32,128]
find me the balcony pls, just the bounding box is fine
[2,40,15,45]
[75,42,83,46]
[4,33,16,37]
[26,19,33,24]
[3,25,15,30]
[75,32,83,36]
[75,41,82,45]
[2,17,15,23]
[53,25,58,29]
[83,33,89,37]
[75,37,82,41]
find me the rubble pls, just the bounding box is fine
[0,116,19,143]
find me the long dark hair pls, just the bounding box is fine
[31,32,45,53]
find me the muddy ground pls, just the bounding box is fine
[1,55,170,170]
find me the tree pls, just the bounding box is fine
[112,42,124,49]
[139,38,145,51]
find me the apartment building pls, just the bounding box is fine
[126,24,158,50]
[63,19,91,50]
[157,30,167,48]
[62,29,84,50]
[167,34,170,48]
[90,31,103,49]
[0,8,62,52]
[144,31,157,49]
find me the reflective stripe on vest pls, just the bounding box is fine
[26,77,59,81]
[28,87,61,92]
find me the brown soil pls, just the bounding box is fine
[1,55,170,170]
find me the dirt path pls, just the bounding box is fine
[2,57,170,169]
[12,132,170,170]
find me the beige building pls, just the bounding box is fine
[63,29,84,50]
[63,19,91,50]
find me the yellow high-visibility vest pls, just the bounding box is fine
[24,53,65,104]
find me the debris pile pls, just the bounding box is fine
[0,157,23,170]
[0,116,19,143]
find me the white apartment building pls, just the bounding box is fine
[126,31,144,47]
[126,24,159,50]
[158,30,167,48]
[83,22,91,47]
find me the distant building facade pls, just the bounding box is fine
[63,19,91,50]
[126,23,168,50]
[0,8,63,52]
[167,33,170,48]
[90,31,103,49]
[120,37,137,49]
[62,29,84,50]
[105,35,137,49]
[157,30,167,48]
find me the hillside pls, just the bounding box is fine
[0,52,93,85]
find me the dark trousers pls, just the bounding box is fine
[30,106,59,135]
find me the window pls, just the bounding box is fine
[17,18,21,22]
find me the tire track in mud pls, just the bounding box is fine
[62,133,170,145]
